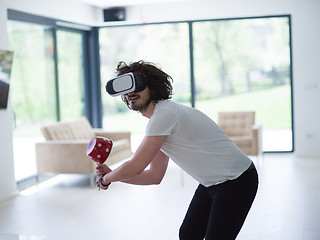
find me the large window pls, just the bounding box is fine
[6,13,293,184]
[99,23,190,144]
[7,14,88,181]
[7,20,57,180]
[57,29,85,121]
[99,16,293,152]
[193,17,292,151]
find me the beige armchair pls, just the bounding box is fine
[218,112,262,156]
[35,117,132,185]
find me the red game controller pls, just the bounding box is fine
[86,136,113,164]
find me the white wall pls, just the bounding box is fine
[0,0,100,202]
[125,0,320,158]
[0,5,17,202]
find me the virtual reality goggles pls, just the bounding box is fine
[105,72,147,97]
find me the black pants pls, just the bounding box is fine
[179,164,258,240]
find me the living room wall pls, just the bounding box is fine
[0,5,16,202]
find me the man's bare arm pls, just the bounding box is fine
[99,135,168,187]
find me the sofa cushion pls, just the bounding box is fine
[111,139,131,154]
[41,121,76,140]
[231,136,253,148]
[218,112,255,137]
[41,118,95,141]
[69,117,95,140]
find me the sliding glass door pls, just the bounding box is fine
[99,16,293,152]
[8,21,57,180]
[7,13,293,184]
[56,29,85,121]
[192,17,292,151]
[7,20,87,181]
[99,23,190,148]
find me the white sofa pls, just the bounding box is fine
[35,117,132,185]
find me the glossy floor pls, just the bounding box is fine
[0,233,46,240]
[0,153,319,240]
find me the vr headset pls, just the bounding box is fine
[105,72,147,97]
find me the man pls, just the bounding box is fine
[96,60,258,240]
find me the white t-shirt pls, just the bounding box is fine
[145,100,252,187]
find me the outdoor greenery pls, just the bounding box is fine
[102,84,291,136]
[99,23,191,110]
[196,85,292,129]
[8,21,57,134]
[99,16,292,138]
[6,15,293,180]
[56,30,85,121]
[7,22,85,136]
[7,16,292,147]
[193,17,290,100]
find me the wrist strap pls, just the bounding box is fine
[100,175,111,187]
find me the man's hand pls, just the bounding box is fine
[96,163,111,177]
[96,164,112,190]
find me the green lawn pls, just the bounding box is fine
[104,85,292,134]
[196,85,292,129]
[14,85,292,138]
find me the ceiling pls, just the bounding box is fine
[77,0,197,8]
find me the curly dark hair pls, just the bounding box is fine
[116,60,173,107]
